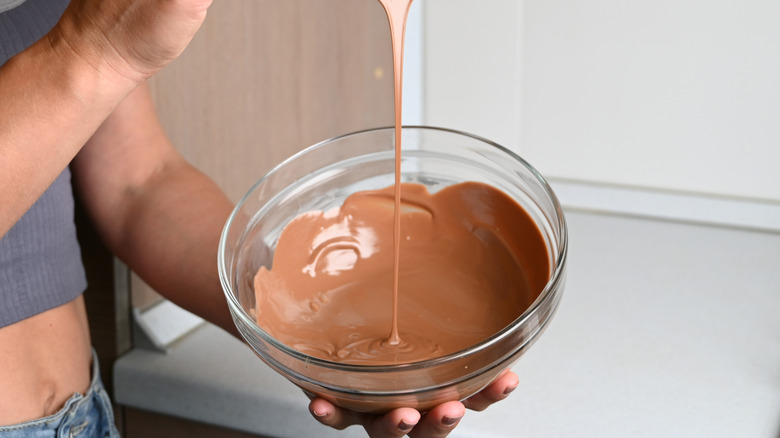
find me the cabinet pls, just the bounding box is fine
[424,0,780,202]
[132,0,394,310]
[103,0,393,435]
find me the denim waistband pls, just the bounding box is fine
[0,349,120,437]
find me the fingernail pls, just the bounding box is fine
[310,407,327,417]
[503,384,518,396]
[398,420,415,432]
[442,415,462,426]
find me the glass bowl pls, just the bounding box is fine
[218,126,567,414]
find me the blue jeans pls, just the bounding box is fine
[0,350,120,438]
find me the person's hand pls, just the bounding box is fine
[49,0,213,85]
[309,370,519,437]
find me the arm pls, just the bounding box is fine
[0,0,211,238]
[71,83,236,335]
[0,24,131,237]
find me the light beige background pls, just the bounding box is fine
[133,0,394,308]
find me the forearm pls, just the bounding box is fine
[71,84,238,335]
[0,0,212,237]
[0,35,135,237]
[111,164,237,336]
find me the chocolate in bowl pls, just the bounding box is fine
[218,126,567,413]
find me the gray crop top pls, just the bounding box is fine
[0,0,88,327]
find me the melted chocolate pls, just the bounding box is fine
[254,182,549,365]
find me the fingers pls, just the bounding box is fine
[363,408,421,437]
[58,0,214,84]
[309,398,359,431]
[462,370,520,412]
[309,398,421,437]
[408,401,466,438]
[309,370,519,437]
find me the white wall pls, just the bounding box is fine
[423,0,523,148]
[423,0,780,204]
[402,0,424,126]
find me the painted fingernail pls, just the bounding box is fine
[442,415,463,426]
[503,384,518,396]
[398,420,415,432]
[310,407,327,417]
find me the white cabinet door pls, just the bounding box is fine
[423,0,780,203]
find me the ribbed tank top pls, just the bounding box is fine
[0,0,88,327]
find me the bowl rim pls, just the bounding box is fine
[218,125,568,373]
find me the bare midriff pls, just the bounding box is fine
[252,0,550,365]
[0,296,92,425]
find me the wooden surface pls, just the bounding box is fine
[124,408,270,438]
[133,0,394,308]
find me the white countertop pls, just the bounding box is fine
[114,210,780,437]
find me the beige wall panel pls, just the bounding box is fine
[133,0,394,309]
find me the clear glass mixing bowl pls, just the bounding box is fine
[218,126,567,413]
